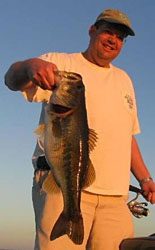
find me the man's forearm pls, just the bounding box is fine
[5,58,58,91]
[4,58,39,91]
[131,136,151,183]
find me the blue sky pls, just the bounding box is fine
[0,0,155,249]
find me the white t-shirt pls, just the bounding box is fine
[22,52,140,195]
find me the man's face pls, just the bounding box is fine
[87,22,127,67]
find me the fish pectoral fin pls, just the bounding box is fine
[50,213,84,245]
[82,159,96,189]
[88,128,98,152]
[42,171,60,193]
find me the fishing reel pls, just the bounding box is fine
[128,185,150,219]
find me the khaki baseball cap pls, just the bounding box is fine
[95,9,135,36]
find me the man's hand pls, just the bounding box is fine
[27,58,58,90]
[5,58,58,91]
[141,181,155,204]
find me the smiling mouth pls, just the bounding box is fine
[103,44,115,51]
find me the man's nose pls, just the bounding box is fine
[107,35,116,44]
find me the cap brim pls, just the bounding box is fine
[96,18,135,36]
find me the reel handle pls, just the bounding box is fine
[128,185,149,218]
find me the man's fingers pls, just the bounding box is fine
[32,71,55,90]
[149,192,155,204]
[142,191,148,198]
[143,192,155,204]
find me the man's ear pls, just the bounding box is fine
[89,25,96,36]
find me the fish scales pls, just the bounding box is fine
[35,71,96,245]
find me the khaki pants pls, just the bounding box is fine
[32,171,134,250]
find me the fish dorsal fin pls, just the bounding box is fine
[34,124,45,151]
[42,171,60,194]
[82,159,96,189]
[89,129,98,152]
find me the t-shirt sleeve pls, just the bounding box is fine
[130,80,141,135]
[22,86,51,102]
[132,114,141,135]
[120,69,141,135]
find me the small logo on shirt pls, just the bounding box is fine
[124,94,133,110]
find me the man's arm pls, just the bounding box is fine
[5,58,58,91]
[131,136,155,204]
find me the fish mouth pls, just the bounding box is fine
[51,103,74,116]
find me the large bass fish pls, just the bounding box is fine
[35,71,97,245]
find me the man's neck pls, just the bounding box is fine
[82,51,110,68]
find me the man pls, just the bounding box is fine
[5,9,155,250]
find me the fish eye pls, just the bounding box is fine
[77,84,83,89]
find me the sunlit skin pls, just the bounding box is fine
[83,22,127,68]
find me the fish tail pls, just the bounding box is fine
[68,214,84,245]
[50,212,84,245]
